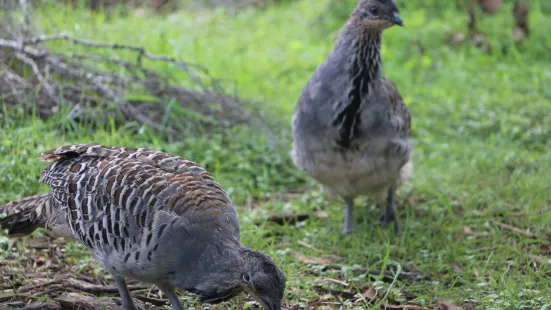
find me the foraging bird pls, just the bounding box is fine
[291,0,412,234]
[0,144,285,310]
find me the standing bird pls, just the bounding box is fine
[0,144,285,310]
[292,0,412,234]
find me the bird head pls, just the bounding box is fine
[354,0,404,29]
[241,250,286,310]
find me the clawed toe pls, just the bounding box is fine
[342,228,354,235]
[378,210,396,226]
[379,208,400,234]
[378,188,400,234]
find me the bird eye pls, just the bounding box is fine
[369,6,378,15]
[242,272,251,283]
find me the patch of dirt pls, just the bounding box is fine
[0,235,259,309]
[1,235,160,309]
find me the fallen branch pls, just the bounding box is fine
[22,33,209,76]
[0,2,280,143]
[65,278,148,294]
[18,280,63,293]
[313,286,356,300]
[56,292,147,310]
[21,302,61,310]
[133,294,169,306]
[497,222,538,238]
[17,277,148,295]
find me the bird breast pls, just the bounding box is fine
[292,135,411,198]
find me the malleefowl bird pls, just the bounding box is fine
[291,0,413,234]
[0,144,286,310]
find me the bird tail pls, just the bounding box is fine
[0,194,51,237]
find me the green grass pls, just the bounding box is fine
[2,0,551,309]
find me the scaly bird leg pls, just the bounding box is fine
[343,198,354,235]
[114,276,138,310]
[158,284,185,310]
[379,187,400,234]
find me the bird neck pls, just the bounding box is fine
[348,26,383,84]
[329,25,383,147]
[172,239,246,302]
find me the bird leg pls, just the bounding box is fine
[114,276,138,310]
[343,198,354,235]
[158,284,185,310]
[379,187,399,233]
[468,0,477,33]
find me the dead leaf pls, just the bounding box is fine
[362,286,378,300]
[381,304,428,309]
[512,27,526,42]
[315,210,329,218]
[460,301,479,310]
[463,226,474,235]
[510,211,524,217]
[497,222,537,238]
[530,254,551,266]
[451,264,464,273]
[540,244,551,255]
[324,277,349,286]
[479,0,503,14]
[297,241,322,253]
[293,252,332,265]
[437,301,464,310]
[473,268,479,278]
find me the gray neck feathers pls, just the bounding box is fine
[333,28,383,148]
[170,239,245,302]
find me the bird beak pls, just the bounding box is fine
[390,12,404,26]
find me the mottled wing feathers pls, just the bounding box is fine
[0,194,51,236]
[40,144,233,215]
[0,194,50,217]
[37,144,237,253]
[381,76,411,138]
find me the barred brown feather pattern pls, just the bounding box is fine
[1,144,286,310]
[38,144,237,262]
[0,194,50,236]
[0,194,50,217]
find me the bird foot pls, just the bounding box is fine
[342,227,354,235]
[379,207,400,234]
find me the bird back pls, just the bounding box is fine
[38,144,240,257]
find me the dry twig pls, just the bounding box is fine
[0,1,279,142]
